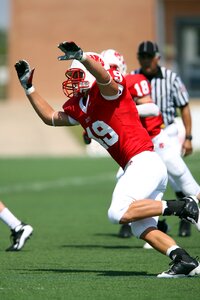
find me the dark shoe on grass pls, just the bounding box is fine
[118,224,132,238]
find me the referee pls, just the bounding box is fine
[131,40,198,237]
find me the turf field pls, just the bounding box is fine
[0,154,200,300]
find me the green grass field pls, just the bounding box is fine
[0,154,200,300]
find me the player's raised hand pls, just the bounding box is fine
[58,41,85,61]
[15,60,35,93]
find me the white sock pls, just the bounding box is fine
[166,245,179,257]
[161,200,167,215]
[0,207,21,229]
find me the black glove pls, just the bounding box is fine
[15,60,34,91]
[58,41,85,61]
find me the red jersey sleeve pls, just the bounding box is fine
[108,69,126,87]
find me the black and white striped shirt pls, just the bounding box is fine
[131,66,189,126]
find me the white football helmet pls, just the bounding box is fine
[86,52,110,70]
[101,49,127,75]
[62,52,109,98]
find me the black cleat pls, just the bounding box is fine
[178,196,200,231]
[6,223,33,251]
[118,224,132,238]
[178,219,191,237]
[157,255,200,278]
[157,219,169,233]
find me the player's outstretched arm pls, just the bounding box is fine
[58,41,119,97]
[15,60,71,126]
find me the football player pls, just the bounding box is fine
[14,41,200,277]
[101,49,200,242]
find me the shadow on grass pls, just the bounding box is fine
[15,268,153,277]
[61,244,142,249]
[94,233,124,237]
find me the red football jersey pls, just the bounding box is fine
[125,74,164,138]
[63,70,153,169]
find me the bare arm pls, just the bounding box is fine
[58,41,119,98]
[14,60,72,127]
[27,90,72,126]
[180,104,192,138]
[82,55,119,97]
[180,104,193,156]
[136,95,152,104]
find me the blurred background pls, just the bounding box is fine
[0,0,200,156]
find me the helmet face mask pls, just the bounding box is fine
[62,68,90,98]
[62,52,110,98]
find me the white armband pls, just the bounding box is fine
[102,84,124,101]
[136,103,160,117]
[96,74,112,86]
[51,111,57,126]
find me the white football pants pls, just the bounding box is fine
[108,151,168,238]
[155,127,200,196]
[116,126,200,197]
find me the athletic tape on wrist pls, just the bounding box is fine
[51,111,56,127]
[26,86,35,95]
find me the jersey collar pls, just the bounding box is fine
[140,66,163,81]
[79,95,90,113]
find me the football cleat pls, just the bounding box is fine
[6,223,33,251]
[179,196,200,231]
[157,256,200,278]
[157,219,169,233]
[178,219,191,237]
[118,224,132,238]
[143,242,153,249]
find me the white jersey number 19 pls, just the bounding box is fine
[86,120,119,149]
